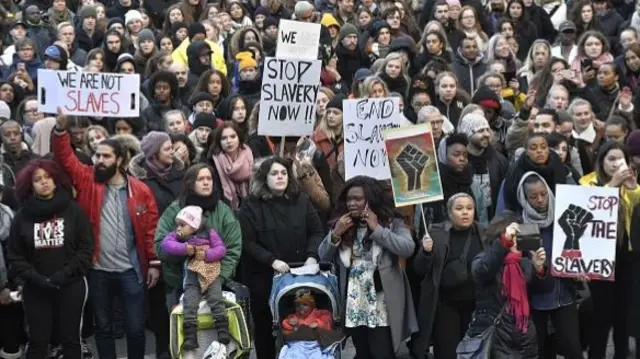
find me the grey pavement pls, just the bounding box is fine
[104,330,629,358]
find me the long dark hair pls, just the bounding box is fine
[249,156,299,200]
[484,210,521,245]
[595,140,630,185]
[330,176,403,246]
[178,163,216,207]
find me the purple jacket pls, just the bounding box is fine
[161,229,226,263]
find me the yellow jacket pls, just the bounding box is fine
[579,172,640,248]
[171,39,227,76]
[501,87,526,111]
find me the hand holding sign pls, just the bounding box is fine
[396,144,429,191]
[56,107,67,131]
[559,204,594,251]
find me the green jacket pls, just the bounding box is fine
[154,200,242,290]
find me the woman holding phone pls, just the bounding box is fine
[515,172,583,358]
[579,141,640,358]
[319,176,417,359]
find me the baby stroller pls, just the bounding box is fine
[269,262,343,359]
[169,280,252,359]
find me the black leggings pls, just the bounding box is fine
[431,299,474,359]
[23,278,88,359]
[532,303,583,359]
[0,303,25,354]
[350,326,395,359]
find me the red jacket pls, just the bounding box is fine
[52,132,160,276]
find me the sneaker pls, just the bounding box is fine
[47,345,63,359]
[81,340,94,359]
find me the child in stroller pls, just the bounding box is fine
[282,289,332,334]
[161,206,230,352]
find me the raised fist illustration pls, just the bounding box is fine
[396,144,429,191]
[559,204,594,251]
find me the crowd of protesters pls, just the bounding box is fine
[1,0,640,358]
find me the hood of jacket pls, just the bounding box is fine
[127,153,185,180]
[111,133,141,165]
[455,48,484,66]
[217,93,243,121]
[187,40,213,76]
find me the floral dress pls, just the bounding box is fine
[345,226,388,328]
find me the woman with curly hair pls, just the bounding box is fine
[319,176,418,359]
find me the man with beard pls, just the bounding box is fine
[427,1,465,52]
[472,85,511,156]
[335,24,370,89]
[52,109,161,359]
[457,113,508,225]
[169,63,196,107]
[0,120,38,177]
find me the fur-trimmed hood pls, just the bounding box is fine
[110,133,141,168]
[229,26,264,59]
[128,152,186,180]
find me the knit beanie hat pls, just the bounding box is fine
[125,9,142,25]
[115,53,135,70]
[294,289,316,308]
[472,85,502,112]
[236,51,257,71]
[457,113,490,137]
[78,5,98,21]
[353,68,372,83]
[176,206,203,230]
[193,113,217,130]
[189,92,216,108]
[188,22,206,40]
[294,1,314,17]
[389,35,417,55]
[137,29,155,46]
[140,131,171,160]
[255,6,269,16]
[627,130,640,157]
[0,101,11,120]
[264,16,279,29]
[446,0,461,7]
[326,93,346,112]
[108,17,125,30]
[339,23,359,42]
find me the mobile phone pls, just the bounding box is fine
[517,224,541,252]
[617,158,628,172]
[9,291,21,302]
[503,71,516,83]
[581,58,593,70]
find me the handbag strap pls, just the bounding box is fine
[493,305,507,325]
[459,231,474,263]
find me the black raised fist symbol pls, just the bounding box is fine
[559,204,594,251]
[396,144,429,191]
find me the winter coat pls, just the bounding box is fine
[6,53,41,83]
[7,193,93,288]
[75,25,104,53]
[51,132,160,278]
[311,128,343,169]
[161,229,226,263]
[238,192,323,276]
[434,95,467,128]
[452,51,488,95]
[410,221,484,359]
[1,144,39,177]
[154,200,241,289]
[335,41,371,89]
[171,38,227,76]
[25,23,55,59]
[318,218,418,352]
[128,154,185,214]
[0,203,13,291]
[465,240,551,358]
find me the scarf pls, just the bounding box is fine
[211,147,253,211]
[517,171,555,228]
[22,188,72,221]
[501,251,529,333]
[185,192,219,213]
[438,162,474,201]
[145,157,172,180]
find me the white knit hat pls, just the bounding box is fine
[457,113,490,138]
[176,206,203,230]
[125,10,143,25]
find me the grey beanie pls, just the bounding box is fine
[137,29,156,46]
[140,131,171,160]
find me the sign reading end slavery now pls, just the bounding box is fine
[37,69,140,117]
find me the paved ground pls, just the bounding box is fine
[103,331,630,358]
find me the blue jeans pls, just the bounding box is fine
[89,269,146,359]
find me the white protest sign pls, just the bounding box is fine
[343,98,402,180]
[551,184,618,281]
[276,20,321,60]
[37,69,140,117]
[258,57,321,137]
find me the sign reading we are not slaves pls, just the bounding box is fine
[258,57,321,137]
[276,19,321,60]
[37,69,140,117]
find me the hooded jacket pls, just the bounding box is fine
[452,50,488,95]
[172,38,227,76]
[141,74,187,133]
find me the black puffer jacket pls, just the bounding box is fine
[466,240,552,358]
[128,154,185,214]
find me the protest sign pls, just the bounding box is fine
[343,97,402,180]
[258,57,321,137]
[37,69,140,117]
[551,184,618,281]
[276,20,321,60]
[384,123,443,207]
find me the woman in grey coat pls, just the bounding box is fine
[318,176,418,359]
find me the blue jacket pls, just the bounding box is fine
[529,225,579,311]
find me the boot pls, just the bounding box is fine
[181,323,199,351]
[0,349,22,359]
[214,317,231,345]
